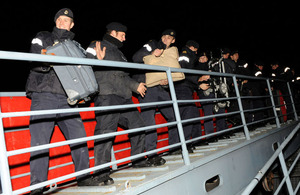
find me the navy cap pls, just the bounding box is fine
[162,29,176,38]
[54,8,74,22]
[106,22,127,32]
[186,40,199,49]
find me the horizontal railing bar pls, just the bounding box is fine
[242,106,274,113]
[0,50,287,82]
[12,142,182,195]
[177,96,237,104]
[0,100,173,118]
[7,121,178,157]
[185,124,245,145]
[180,110,241,125]
[240,95,270,99]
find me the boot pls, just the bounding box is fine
[93,172,114,186]
[77,175,99,186]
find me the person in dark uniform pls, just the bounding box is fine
[216,49,242,136]
[132,29,181,157]
[86,22,149,186]
[26,8,101,195]
[196,52,224,141]
[231,50,252,125]
[175,40,203,151]
[270,61,294,119]
[250,61,267,126]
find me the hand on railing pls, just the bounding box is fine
[137,83,147,97]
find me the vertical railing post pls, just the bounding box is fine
[0,107,13,195]
[286,82,298,121]
[232,76,250,140]
[266,79,281,128]
[166,68,190,166]
[278,151,294,194]
[111,147,117,170]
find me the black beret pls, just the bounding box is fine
[199,52,207,57]
[186,40,199,49]
[162,29,176,38]
[230,50,239,56]
[255,60,265,66]
[54,8,74,22]
[106,22,127,32]
[221,48,231,54]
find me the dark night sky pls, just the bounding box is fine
[0,2,299,91]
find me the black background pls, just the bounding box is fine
[1,2,298,91]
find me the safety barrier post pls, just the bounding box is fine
[166,68,190,166]
[0,107,13,195]
[111,147,118,170]
[277,150,294,194]
[232,76,250,140]
[286,82,298,121]
[266,79,281,128]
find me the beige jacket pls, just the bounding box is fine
[143,47,185,87]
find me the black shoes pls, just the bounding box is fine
[30,188,43,195]
[148,156,166,166]
[132,158,153,168]
[77,175,100,186]
[132,156,167,168]
[93,173,114,186]
[168,148,194,155]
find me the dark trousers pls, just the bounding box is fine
[138,86,179,152]
[279,88,293,116]
[198,91,226,135]
[253,98,264,122]
[93,95,145,167]
[175,86,201,140]
[29,92,89,185]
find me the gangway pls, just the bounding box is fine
[48,120,300,195]
[0,51,299,195]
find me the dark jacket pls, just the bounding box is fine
[131,40,158,83]
[270,66,293,90]
[248,67,267,96]
[86,34,139,99]
[26,27,82,98]
[175,46,199,89]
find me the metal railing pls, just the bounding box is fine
[0,50,298,194]
[242,123,300,195]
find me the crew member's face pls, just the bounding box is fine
[111,30,126,42]
[271,64,278,70]
[56,15,74,31]
[223,53,230,59]
[199,55,208,63]
[161,35,175,48]
[231,53,239,62]
[258,65,263,70]
[189,46,198,54]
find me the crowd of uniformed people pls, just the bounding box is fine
[27,8,298,195]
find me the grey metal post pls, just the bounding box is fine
[232,76,250,140]
[266,79,281,128]
[111,147,117,170]
[166,68,190,165]
[0,107,13,194]
[286,82,298,121]
[277,151,294,194]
